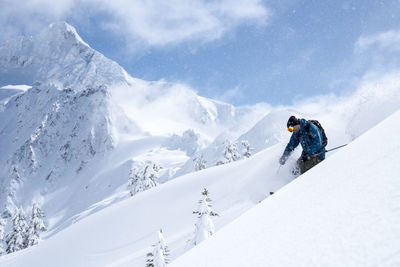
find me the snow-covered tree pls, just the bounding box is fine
[5,207,28,254]
[27,203,46,246]
[128,161,160,196]
[217,140,240,165]
[167,129,202,157]
[2,196,18,219]
[128,166,142,197]
[191,189,219,246]
[241,140,254,158]
[193,154,207,171]
[0,218,6,255]
[146,229,170,267]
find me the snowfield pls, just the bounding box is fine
[171,109,400,267]
[2,106,399,267]
[0,142,295,266]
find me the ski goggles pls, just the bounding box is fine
[287,126,294,132]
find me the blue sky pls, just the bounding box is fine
[2,0,400,105]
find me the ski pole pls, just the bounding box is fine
[326,143,348,153]
[314,143,348,156]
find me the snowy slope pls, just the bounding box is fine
[0,81,131,230]
[0,141,295,266]
[2,106,399,267]
[0,85,29,103]
[170,108,400,267]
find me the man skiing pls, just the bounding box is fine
[279,116,326,175]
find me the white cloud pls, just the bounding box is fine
[214,85,245,104]
[0,0,270,47]
[0,0,78,46]
[355,30,400,53]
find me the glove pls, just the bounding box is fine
[279,156,286,165]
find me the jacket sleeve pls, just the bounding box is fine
[308,123,323,154]
[282,133,299,158]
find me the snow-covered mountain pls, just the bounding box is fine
[0,22,267,236]
[0,21,267,139]
[0,81,122,220]
[1,21,400,267]
[0,22,129,90]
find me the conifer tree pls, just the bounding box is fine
[241,140,254,158]
[146,229,170,267]
[3,196,17,219]
[128,166,142,197]
[216,140,241,166]
[27,203,46,246]
[128,161,160,196]
[0,218,6,255]
[5,207,28,254]
[193,154,206,171]
[223,140,240,163]
[191,189,218,246]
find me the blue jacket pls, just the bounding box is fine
[282,118,326,160]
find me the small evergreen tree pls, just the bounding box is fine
[146,229,170,267]
[215,140,240,166]
[128,166,142,197]
[191,189,218,246]
[223,140,240,163]
[128,161,160,196]
[27,203,46,246]
[5,207,28,254]
[3,196,18,219]
[0,218,6,255]
[193,154,206,171]
[241,140,254,158]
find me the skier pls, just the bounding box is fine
[279,116,326,175]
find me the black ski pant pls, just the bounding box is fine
[294,154,324,175]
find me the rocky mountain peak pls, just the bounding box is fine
[0,21,129,90]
